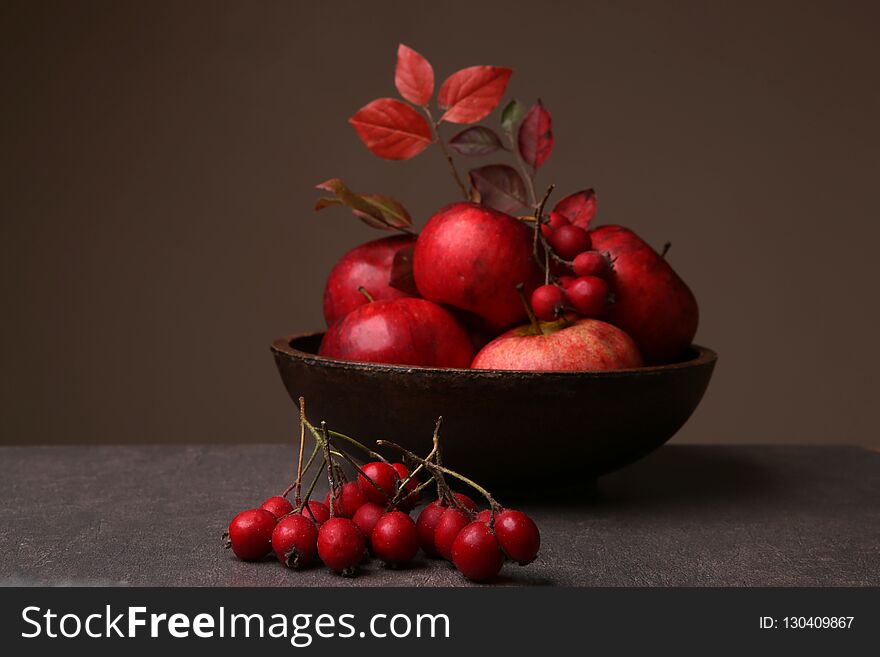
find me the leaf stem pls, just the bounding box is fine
[531,184,556,278]
[424,107,469,200]
[503,127,538,207]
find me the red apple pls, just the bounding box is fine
[413,203,543,333]
[471,318,642,371]
[323,235,417,326]
[589,225,698,364]
[319,298,474,368]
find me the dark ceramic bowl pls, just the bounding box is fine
[271,333,716,486]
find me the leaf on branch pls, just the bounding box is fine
[518,100,553,169]
[448,126,506,156]
[349,98,433,160]
[500,99,526,133]
[315,178,413,231]
[437,66,513,124]
[388,244,419,295]
[553,189,597,230]
[468,164,528,214]
[395,44,434,106]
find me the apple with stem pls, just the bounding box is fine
[471,285,642,371]
[323,235,417,326]
[471,316,642,371]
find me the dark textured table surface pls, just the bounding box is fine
[1,444,878,587]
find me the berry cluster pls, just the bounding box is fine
[531,209,616,322]
[223,400,540,582]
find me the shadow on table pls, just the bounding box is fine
[525,445,782,511]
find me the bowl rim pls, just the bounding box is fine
[271,332,717,379]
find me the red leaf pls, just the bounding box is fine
[553,189,597,230]
[349,98,433,160]
[395,44,434,106]
[518,100,553,169]
[437,66,513,124]
[449,126,505,156]
[388,244,419,295]
[468,164,528,214]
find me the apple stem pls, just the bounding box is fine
[661,242,672,258]
[423,106,470,200]
[357,286,375,303]
[516,282,543,335]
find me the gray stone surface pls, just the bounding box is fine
[1,444,878,586]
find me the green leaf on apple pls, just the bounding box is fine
[315,178,413,231]
[448,126,506,156]
[468,164,528,214]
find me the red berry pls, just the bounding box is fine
[417,495,478,557]
[531,284,567,321]
[416,502,447,557]
[358,462,400,504]
[302,500,330,526]
[225,509,276,561]
[449,493,478,513]
[539,211,569,241]
[493,510,540,565]
[556,275,576,289]
[567,275,610,317]
[549,224,591,260]
[371,511,420,566]
[433,507,471,561]
[572,250,611,278]
[260,495,294,519]
[475,509,495,524]
[271,513,319,568]
[391,462,420,510]
[317,517,365,576]
[351,502,386,545]
[452,521,504,582]
[324,481,368,518]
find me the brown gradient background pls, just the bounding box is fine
[2,1,878,447]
